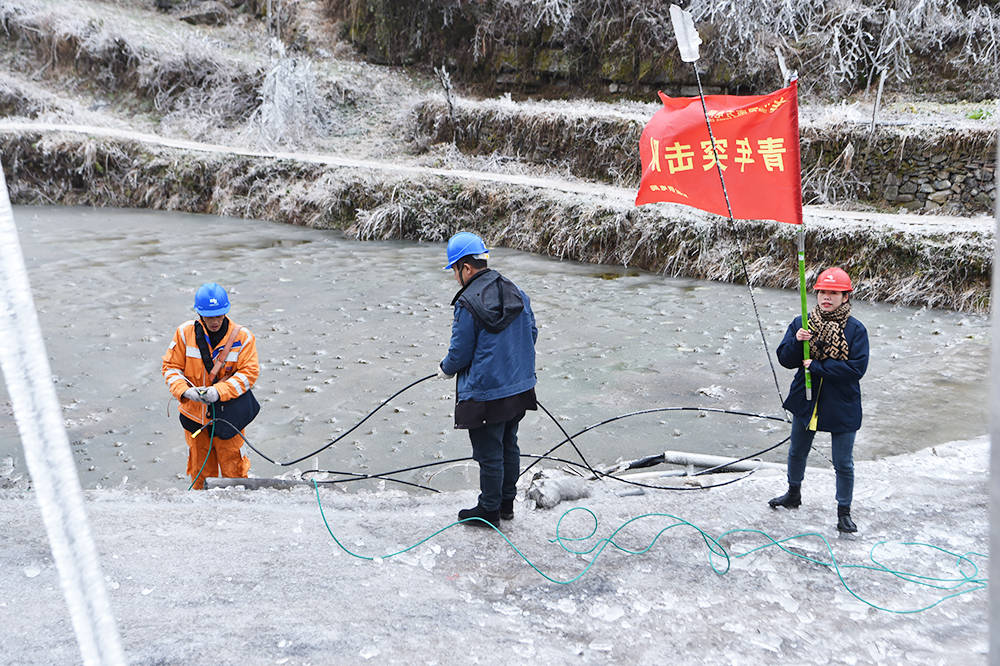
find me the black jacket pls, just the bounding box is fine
[777,315,869,432]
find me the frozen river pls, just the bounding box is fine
[0,206,989,491]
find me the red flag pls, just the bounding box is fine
[635,81,803,225]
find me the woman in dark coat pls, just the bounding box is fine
[769,267,869,533]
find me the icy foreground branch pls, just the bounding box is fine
[0,165,125,665]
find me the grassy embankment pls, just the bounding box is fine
[0,0,994,311]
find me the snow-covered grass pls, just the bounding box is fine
[3,0,996,208]
[0,436,987,664]
[0,123,992,311]
[0,0,363,149]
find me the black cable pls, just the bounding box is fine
[620,453,666,470]
[298,432,791,494]
[519,405,788,480]
[302,469,441,493]
[196,417,277,464]
[300,456,480,491]
[536,399,600,479]
[306,456,474,480]
[279,396,789,488]
[519,439,785,491]
[692,436,790,476]
[595,464,760,491]
[518,452,763,490]
[228,372,793,494]
[197,418,442,492]
[278,373,437,466]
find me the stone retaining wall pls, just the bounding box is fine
[800,124,997,215]
[414,99,998,216]
[887,159,996,212]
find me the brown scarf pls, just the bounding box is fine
[808,300,851,361]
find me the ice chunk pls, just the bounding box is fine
[588,603,625,622]
[549,598,577,615]
[492,602,523,616]
[697,385,725,399]
[526,470,591,509]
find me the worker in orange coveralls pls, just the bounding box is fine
[161,282,259,489]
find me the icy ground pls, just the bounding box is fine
[0,437,987,665]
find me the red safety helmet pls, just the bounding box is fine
[813,267,853,292]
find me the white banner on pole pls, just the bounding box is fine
[670,4,702,63]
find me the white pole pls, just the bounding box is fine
[0,164,126,664]
[990,130,1000,664]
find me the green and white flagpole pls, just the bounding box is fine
[797,229,812,400]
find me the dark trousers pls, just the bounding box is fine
[468,415,523,511]
[786,415,856,507]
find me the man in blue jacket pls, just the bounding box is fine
[769,267,869,533]
[438,232,538,529]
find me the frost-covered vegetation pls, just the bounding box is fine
[0,0,258,123]
[0,0,994,309]
[411,95,997,214]
[0,0,357,147]
[329,0,1000,100]
[686,0,1000,96]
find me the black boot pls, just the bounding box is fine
[500,499,514,521]
[837,505,858,533]
[768,484,801,509]
[458,505,500,529]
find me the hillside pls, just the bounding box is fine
[0,0,996,310]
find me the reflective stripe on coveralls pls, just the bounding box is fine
[160,319,259,426]
[184,428,250,490]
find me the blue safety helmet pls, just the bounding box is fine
[444,231,489,270]
[193,282,231,317]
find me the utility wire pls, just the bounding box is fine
[278,373,437,466]
[266,398,794,493]
[692,64,786,410]
[519,405,788,481]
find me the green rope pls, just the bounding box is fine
[718,527,987,614]
[187,403,216,491]
[313,480,727,583]
[312,481,986,612]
